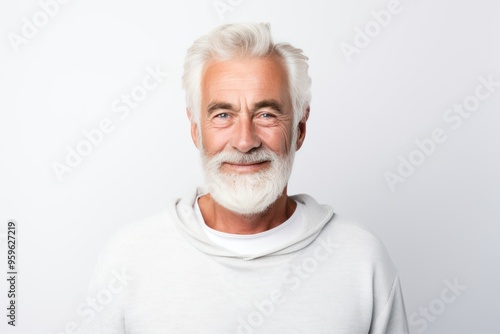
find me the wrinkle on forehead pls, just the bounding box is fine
[201,56,291,114]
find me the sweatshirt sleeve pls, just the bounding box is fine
[369,275,410,334]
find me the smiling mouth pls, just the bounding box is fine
[222,161,270,172]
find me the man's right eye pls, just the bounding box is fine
[215,113,229,118]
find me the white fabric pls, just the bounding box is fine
[194,196,305,255]
[79,189,410,334]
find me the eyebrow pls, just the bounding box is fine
[206,99,284,115]
[251,99,283,114]
[206,102,236,114]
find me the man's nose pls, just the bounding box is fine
[231,116,261,153]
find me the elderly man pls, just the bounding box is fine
[81,23,409,334]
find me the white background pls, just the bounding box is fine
[0,0,499,333]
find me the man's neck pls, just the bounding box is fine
[197,190,297,235]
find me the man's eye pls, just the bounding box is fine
[260,113,275,118]
[215,113,229,119]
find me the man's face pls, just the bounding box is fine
[191,56,305,215]
[197,56,294,164]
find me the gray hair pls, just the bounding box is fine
[182,22,311,127]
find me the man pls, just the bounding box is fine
[80,22,409,333]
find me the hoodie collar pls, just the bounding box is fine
[170,188,334,260]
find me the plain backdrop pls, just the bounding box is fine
[0,0,499,333]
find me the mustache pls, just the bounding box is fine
[204,149,278,166]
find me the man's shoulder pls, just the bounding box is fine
[295,194,385,244]
[112,190,199,243]
[328,214,384,247]
[294,193,394,260]
[100,206,181,256]
[321,213,398,276]
[119,209,170,235]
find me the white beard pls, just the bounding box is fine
[201,147,296,216]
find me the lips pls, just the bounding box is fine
[222,160,270,172]
[225,161,267,167]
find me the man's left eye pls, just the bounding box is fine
[260,113,275,118]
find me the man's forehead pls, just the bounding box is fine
[201,56,290,103]
[202,57,287,85]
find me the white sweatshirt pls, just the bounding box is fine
[78,189,409,334]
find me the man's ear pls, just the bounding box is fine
[295,106,310,151]
[187,109,199,148]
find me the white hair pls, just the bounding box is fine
[182,22,311,127]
